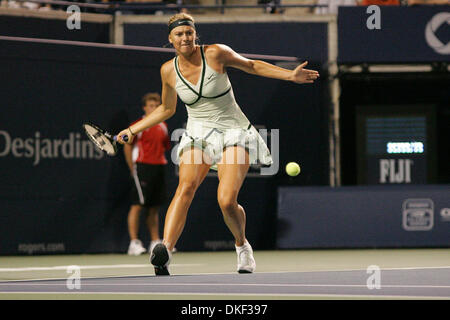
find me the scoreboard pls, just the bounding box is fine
[356,105,436,185]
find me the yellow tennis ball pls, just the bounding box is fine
[286,162,301,176]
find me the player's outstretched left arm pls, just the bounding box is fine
[211,44,319,84]
[289,61,320,84]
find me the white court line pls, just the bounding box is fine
[1,283,449,289]
[0,272,236,283]
[2,265,449,273]
[377,266,450,271]
[0,264,203,272]
[228,266,450,276]
[0,291,449,300]
[1,266,449,283]
[0,274,155,283]
[256,266,450,274]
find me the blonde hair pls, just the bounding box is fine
[168,13,195,27]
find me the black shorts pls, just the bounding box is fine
[130,163,167,207]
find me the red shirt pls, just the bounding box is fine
[130,118,170,165]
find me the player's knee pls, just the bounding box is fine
[176,180,198,198]
[217,194,237,213]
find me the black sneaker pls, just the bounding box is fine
[150,243,171,276]
[154,265,170,276]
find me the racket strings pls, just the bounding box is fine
[84,124,117,155]
[91,131,107,147]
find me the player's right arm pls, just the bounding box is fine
[117,61,177,144]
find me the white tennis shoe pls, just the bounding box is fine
[127,239,146,256]
[235,240,256,273]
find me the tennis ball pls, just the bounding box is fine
[286,162,301,176]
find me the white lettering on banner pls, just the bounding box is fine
[379,159,413,183]
[425,12,450,55]
[17,243,65,254]
[0,130,104,166]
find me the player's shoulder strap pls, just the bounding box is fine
[174,45,206,105]
[174,46,231,106]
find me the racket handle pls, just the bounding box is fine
[113,135,129,142]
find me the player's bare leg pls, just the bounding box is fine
[217,146,249,246]
[217,146,255,273]
[151,147,210,275]
[163,147,211,251]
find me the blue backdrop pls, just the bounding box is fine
[277,185,450,249]
[338,6,450,63]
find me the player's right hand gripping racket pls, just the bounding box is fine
[82,123,128,156]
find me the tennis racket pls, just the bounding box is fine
[82,122,128,156]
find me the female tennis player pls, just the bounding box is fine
[116,13,319,275]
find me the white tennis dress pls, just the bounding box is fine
[174,45,273,169]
